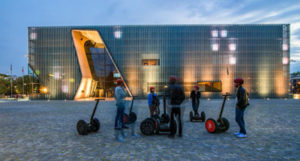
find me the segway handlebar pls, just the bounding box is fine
[95,98,105,101]
[222,93,231,97]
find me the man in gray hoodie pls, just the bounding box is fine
[114,79,140,142]
[114,79,127,142]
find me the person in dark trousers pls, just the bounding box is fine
[234,78,249,138]
[166,76,185,138]
[190,85,201,115]
[147,87,160,117]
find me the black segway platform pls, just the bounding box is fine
[190,111,206,122]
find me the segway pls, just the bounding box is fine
[190,110,205,122]
[140,95,176,136]
[123,97,137,124]
[189,91,205,122]
[205,93,230,133]
[76,99,104,135]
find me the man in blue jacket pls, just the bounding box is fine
[147,87,159,117]
[234,78,249,138]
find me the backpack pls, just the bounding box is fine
[171,85,185,105]
[243,90,250,108]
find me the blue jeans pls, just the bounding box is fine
[115,103,125,130]
[235,107,246,134]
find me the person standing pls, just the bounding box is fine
[190,85,201,116]
[147,87,160,117]
[166,76,185,138]
[114,79,127,142]
[234,78,249,138]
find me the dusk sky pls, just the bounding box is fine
[0,0,300,76]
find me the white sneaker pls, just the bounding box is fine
[234,132,240,135]
[115,130,125,142]
[132,133,140,138]
[117,135,125,142]
[236,133,247,138]
[121,129,127,138]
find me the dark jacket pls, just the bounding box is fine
[166,83,185,105]
[190,90,201,104]
[236,86,249,109]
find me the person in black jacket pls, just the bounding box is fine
[190,85,201,115]
[166,76,185,138]
[234,78,249,138]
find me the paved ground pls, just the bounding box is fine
[0,99,299,161]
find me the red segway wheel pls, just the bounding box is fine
[205,118,217,133]
[123,114,128,124]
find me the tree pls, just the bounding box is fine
[0,76,9,95]
[0,73,39,96]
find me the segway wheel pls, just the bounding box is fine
[140,119,155,135]
[205,118,217,133]
[190,111,193,122]
[160,113,170,124]
[201,111,206,122]
[128,112,137,124]
[218,117,230,132]
[77,120,88,135]
[91,118,100,132]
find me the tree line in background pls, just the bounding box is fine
[0,71,299,97]
[0,73,39,97]
[291,71,300,77]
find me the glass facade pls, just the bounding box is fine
[28,24,290,99]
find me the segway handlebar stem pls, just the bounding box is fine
[129,96,136,113]
[218,93,230,120]
[90,99,104,123]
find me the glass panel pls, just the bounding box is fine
[29,24,290,99]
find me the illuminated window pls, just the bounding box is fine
[220,30,227,37]
[229,43,236,51]
[142,59,160,66]
[211,44,219,51]
[54,72,60,79]
[282,44,288,51]
[30,32,37,40]
[229,56,236,64]
[114,30,122,39]
[211,30,218,37]
[113,72,121,78]
[282,57,289,64]
[62,85,69,93]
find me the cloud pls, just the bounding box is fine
[1,0,300,75]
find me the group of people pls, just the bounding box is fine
[114,76,249,142]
